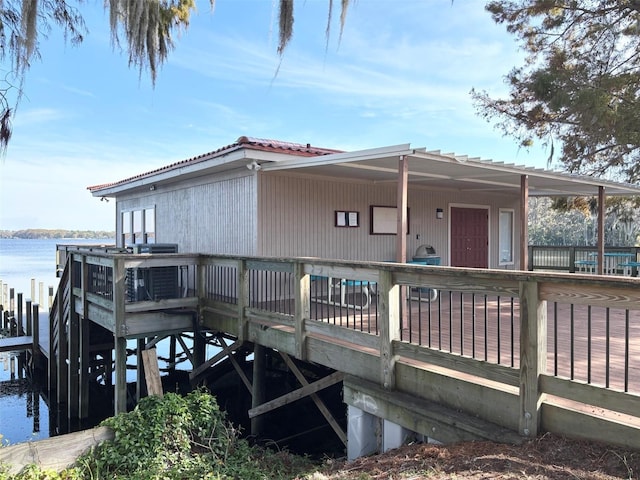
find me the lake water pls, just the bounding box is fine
[0,238,113,445]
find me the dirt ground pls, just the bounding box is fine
[311,433,640,479]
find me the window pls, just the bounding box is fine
[499,209,514,265]
[133,210,143,244]
[144,208,155,244]
[122,211,132,247]
[120,207,155,247]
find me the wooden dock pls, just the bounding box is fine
[5,250,640,457]
[0,335,34,353]
[0,311,49,357]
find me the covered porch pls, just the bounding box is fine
[262,143,640,273]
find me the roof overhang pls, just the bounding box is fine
[262,145,640,197]
[90,141,640,198]
[89,148,293,197]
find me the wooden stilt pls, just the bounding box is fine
[68,309,80,419]
[136,338,145,402]
[17,293,23,336]
[79,316,90,419]
[113,257,127,414]
[56,300,68,413]
[168,334,176,374]
[193,327,206,372]
[251,344,267,436]
[114,335,127,414]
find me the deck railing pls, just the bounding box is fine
[61,248,640,448]
[528,245,640,273]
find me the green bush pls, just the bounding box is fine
[0,389,320,480]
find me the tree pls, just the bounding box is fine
[531,196,640,246]
[0,0,351,155]
[472,1,640,183]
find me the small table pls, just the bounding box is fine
[617,261,640,277]
[588,253,636,275]
[311,276,374,310]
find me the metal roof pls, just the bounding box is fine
[262,144,640,197]
[89,139,640,197]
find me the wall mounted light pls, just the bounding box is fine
[436,208,444,219]
[149,185,156,191]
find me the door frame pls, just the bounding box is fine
[448,203,491,268]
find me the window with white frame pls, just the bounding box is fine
[121,207,155,247]
[499,209,514,265]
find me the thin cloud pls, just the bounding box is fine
[11,108,67,127]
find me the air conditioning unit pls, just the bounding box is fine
[127,244,179,301]
[130,243,179,254]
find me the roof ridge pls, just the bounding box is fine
[88,136,342,192]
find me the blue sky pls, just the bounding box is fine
[0,0,552,231]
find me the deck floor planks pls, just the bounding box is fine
[309,289,640,395]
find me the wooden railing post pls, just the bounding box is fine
[17,293,23,336]
[527,246,534,271]
[31,303,40,364]
[237,260,249,343]
[25,299,32,337]
[9,288,14,334]
[518,279,546,437]
[112,256,128,414]
[79,256,90,419]
[294,262,310,360]
[378,269,400,389]
[568,247,577,273]
[68,256,83,419]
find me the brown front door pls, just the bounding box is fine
[450,207,489,268]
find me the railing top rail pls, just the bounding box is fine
[530,245,639,251]
[62,248,640,292]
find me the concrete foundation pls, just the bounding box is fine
[347,405,379,460]
[383,419,413,453]
[347,405,416,460]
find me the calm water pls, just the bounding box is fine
[0,238,113,445]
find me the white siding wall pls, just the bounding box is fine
[258,173,521,268]
[118,172,258,255]
[115,170,521,267]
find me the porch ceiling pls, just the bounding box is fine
[262,144,640,197]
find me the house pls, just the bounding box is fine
[88,136,640,270]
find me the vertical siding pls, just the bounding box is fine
[118,173,258,255]
[258,173,521,268]
[116,170,521,268]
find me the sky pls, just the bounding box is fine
[0,0,553,231]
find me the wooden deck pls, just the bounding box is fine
[15,251,639,451]
[400,294,640,393]
[0,335,33,353]
[306,288,640,394]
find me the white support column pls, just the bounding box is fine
[383,419,412,452]
[347,405,380,461]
